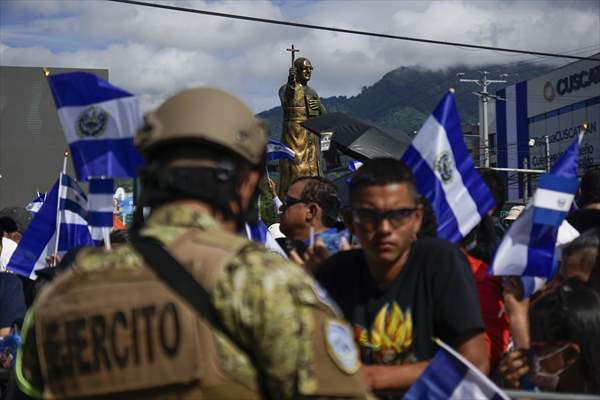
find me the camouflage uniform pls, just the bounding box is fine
[16,204,369,399]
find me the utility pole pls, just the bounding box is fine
[528,135,552,172]
[523,158,529,203]
[544,135,551,172]
[457,71,507,168]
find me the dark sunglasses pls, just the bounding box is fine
[352,207,417,229]
[281,196,307,211]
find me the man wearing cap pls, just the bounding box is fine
[16,88,369,399]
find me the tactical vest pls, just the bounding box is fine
[32,228,368,399]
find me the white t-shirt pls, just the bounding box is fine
[0,237,18,272]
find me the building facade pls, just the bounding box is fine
[492,54,600,201]
[0,66,108,208]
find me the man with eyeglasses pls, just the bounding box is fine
[316,158,489,394]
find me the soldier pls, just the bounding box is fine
[15,88,369,399]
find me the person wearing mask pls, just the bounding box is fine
[498,279,600,394]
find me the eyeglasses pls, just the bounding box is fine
[281,196,307,211]
[352,207,417,229]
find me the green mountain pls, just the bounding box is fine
[258,63,551,138]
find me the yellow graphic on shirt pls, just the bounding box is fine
[354,302,417,364]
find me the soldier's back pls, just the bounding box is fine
[17,205,369,399]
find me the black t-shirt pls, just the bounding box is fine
[567,208,600,233]
[317,237,484,365]
[0,273,26,329]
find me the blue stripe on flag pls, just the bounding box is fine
[60,199,88,219]
[57,223,93,252]
[61,174,88,201]
[88,212,113,227]
[525,223,557,277]
[89,178,115,194]
[402,145,462,243]
[47,72,132,108]
[432,96,495,219]
[538,175,579,194]
[69,138,142,179]
[532,208,568,227]
[404,345,469,399]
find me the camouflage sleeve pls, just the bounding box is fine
[15,309,45,399]
[212,245,318,398]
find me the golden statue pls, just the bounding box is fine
[278,45,325,197]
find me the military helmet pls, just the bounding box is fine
[135,88,267,165]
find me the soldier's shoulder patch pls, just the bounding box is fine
[324,319,360,375]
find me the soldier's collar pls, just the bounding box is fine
[145,204,222,231]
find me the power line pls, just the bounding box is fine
[108,0,600,62]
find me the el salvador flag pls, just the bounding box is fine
[267,138,295,161]
[348,160,363,172]
[491,132,583,279]
[245,221,288,259]
[401,90,495,243]
[47,72,142,181]
[88,178,114,246]
[405,338,509,400]
[8,174,93,279]
[25,192,46,214]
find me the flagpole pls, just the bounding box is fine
[91,176,113,251]
[52,150,69,264]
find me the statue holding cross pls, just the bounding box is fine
[277,44,326,197]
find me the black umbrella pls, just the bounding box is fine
[302,112,411,161]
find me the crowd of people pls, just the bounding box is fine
[0,87,599,399]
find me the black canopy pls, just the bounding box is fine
[302,112,411,161]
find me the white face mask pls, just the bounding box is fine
[530,344,573,390]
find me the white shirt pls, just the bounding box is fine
[0,237,18,272]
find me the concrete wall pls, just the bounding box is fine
[0,66,108,208]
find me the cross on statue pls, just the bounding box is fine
[286,44,300,66]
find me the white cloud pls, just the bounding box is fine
[1,0,598,113]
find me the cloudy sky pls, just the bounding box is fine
[1,0,598,112]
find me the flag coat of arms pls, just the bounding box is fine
[267,138,295,161]
[401,91,495,243]
[47,72,142,181]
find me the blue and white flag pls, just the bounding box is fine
[267,138,295,161]
[245,221,288,259]
[47,72,142,181]
[401,91,495,243]
[25,192,46,214]
[348,160,363,172]
[491,133,583,279]
[8,175,93,279]
[405,338,509,400]
[88,178,114,246]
